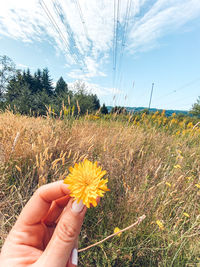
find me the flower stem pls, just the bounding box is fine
[78,214,146,253]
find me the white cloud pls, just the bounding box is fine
[128,0,200,53]
[16,63,30,69]
[68,80,121,97]
[0,0,200,78]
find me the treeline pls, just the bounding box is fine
[5,68,101,116]
[0,55,108,116]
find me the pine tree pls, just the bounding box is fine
[5,69,52,115]
[33,69,43,93]
[55,77,68,95]
[23,69,34,93]
[42,68,53,96]
[190,96,200,116]
[91,94,100,110]
[6,71,25,102]
[101,103,108,114]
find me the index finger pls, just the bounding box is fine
[15,181,70,226]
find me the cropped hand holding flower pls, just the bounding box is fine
[0,181,86,267]
[0,160,109,267]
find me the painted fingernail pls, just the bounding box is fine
[72,248,78,265]
[72,200,84,213]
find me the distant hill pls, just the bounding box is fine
[107,106,189,117]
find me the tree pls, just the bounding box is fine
[0,55,16,98]
[190,96,200,116]
[41,68,53,96]
[101,103,108,114]
[33,69,43,94]
[6,71,34,114]
[71,81,101,115]
[111,106,127,114]
[6,71,25,102]
[55,77,68,95]
[6,69,51,115]
[23,69,34,93]
[90,94,100,110]
[4,67,101,117]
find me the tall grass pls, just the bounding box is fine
[0,110,199,266]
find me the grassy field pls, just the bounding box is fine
[0,110,200,266]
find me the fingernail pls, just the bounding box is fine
[71,248,78,265]
[72,199,84,213]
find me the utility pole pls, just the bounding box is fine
[148,82,154,110]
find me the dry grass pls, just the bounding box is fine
[0,111,200,266]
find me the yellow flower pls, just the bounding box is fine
[156,220,164,230]
[187,122,193,129]
[165,182,171,187]
[114,227,122,237]
[171,118,177,124]
[195,183,200,189]
[183,212,190,218]
[161,110,165,116]
[174,164,181,169]
[64,159,110,208]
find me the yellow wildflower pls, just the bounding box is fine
[195,183,200,189]
[114,227,122,237]
[165,182,171,187]
[182,129,186,136]
[91,115,100,120]
[174,164,181,169]
[171,118,177,124]
[183,212,190,218]
[156,220,164,230]
[64,159,110,208]
[142,113,146,119]
[161,110,165,116]
[187,122,193,129]
[152,114,156,119]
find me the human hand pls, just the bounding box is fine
[0,181,87,267]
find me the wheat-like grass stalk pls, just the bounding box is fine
[78,215,146,252]
[11,132,20,152]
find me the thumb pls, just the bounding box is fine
[38,199,86,267]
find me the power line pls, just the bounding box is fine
[39,0,70,49]
[159,93,199,107]
[74,0,90,42]
[114,0,120,72]
[112,0,117,71]
[39,0,85,72]
[113,0,132,105]
[74,0,94,73]
[112,0,121,106]
[153,77,200,103]
[111,0,117,106]
[52,0,86,69]
[114,0,132,106]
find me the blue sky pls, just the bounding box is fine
[0,0,200,110]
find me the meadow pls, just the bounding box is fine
[0,109,199,266]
